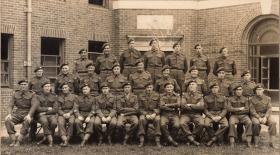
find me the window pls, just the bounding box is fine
[1,33,13,87]
[89,0,104,6]
[88,41,106,64]
[41,37,64,83]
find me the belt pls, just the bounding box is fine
[77,71,88,73]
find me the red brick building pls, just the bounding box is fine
[1,0,279,126]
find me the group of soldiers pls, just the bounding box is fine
[4,39,277,149]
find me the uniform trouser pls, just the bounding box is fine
[179,113,204,136]
[75,116,95,135]
[5,110,30,135]
[170,69,184,89]
[100,70,113,81]
[57,115,75,137]
[117,115,139,137]
[251,116,277,136]
[147,67,162,83]
[138,115,161,136]
[228,114,252,137]
[160,114,180,138]
[38,115,57,136]
[205,116,229,138]
[122,66,137,79]
[94,116,117,137]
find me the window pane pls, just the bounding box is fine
[262,79,268,89]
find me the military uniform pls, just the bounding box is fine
[183,77,208,95]
[119,48,142,78]
[129,70,152,96]
[240,79,256,97]
[29,76,50,94]
[213,56,237,81]
[210,78,232,97]
[144,49,165,83]
[73,58,93,79]
[106,74,127,96]
[96,54,117,80]
[190,54,210,82]
[80,72,101,97]
[165,52,188,87]
[155,76,180,94]
[55,73,79,94]
[116,92,139,142]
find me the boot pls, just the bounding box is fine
[138,136,144,147]
[187,136,200,146]
[98,136,103,146]
[123,134,129,145]
[155,136,162,148]
[253,136,259,147]
[167,136,178,147]
[246,136,252,148]
[15,134,24,146]
[47,135,53,147]
[60,136,68,147]
[80,134,90,147]
[9,134,16,147]
[206,136,217,147]
[229,137,235,148]
[37,136,47,145]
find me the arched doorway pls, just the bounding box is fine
[246,15,279,103]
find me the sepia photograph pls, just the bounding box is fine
[0,0,279,154]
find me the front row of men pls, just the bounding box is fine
[5,79,277,149]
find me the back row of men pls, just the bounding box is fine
[4,39,277,149]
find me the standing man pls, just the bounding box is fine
[55,63,80,95]
[144,39,165,83]
[5,79,38,146]
[36,81,58,147]
[213,47,237,81]
[210,67,232,97]
[106,63,128,96]
[57,83,77,147]
[250,84,277,148]
[129,60,152,96]
[165,42,188,88]
[116,82,139,145]
[240,70,256,98]
[204,82,228,146]
[119,38,142,78]
[74,84,96,147]
[80,63,101,97]
[96,43,117,80]
[180,80,204,146]
[227,84,252,148]
[73,49,93,79]
[190,44,211,82]
[155,65,181,94]
[138,83,162,148]
[29,67,50,94]
[160,82,180,147]
[94,83,117,145]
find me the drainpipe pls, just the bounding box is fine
[25,0,32,80]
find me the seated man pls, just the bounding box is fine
[204,82,228,146]
[180,80,204,146]
[228,84,252,148]
[36,81,58,147]
[250,84,277,148]
[160,82,180,147]
[5,79,37,146]
[94,83,117,145]
[74,84,96,147]
[138,83,161,148]
[57,83,77,147]
[80,63,101,97]
[116,82,139,145]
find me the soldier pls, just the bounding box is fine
[155,65,180,94]
[116,82,139,145]
[180,80,204,146]
[73,49,93,79]
[129,60,152,96]
[36,81,58,147]
[227,84,252,148]
[80,63,101,97]
[29,66,50,94]
[74,84,96,147]
[119,38,142,78]
[55,63,80,95]
[210,67,232,97]
[240,70,256,98]
[204,82,228,146]
[57,83,77,147]
[5,79,38,146]
[144,39,165,83]
[190,44,211,82]
[250,84,277,148]
[183,66,208,95]
[94,83,117,145]
[160,82,180,147]
[106,63,127,96]
[213,47,237,81]
[96,43,117,80]
[165,42,188,88]
[138,83,162,148]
